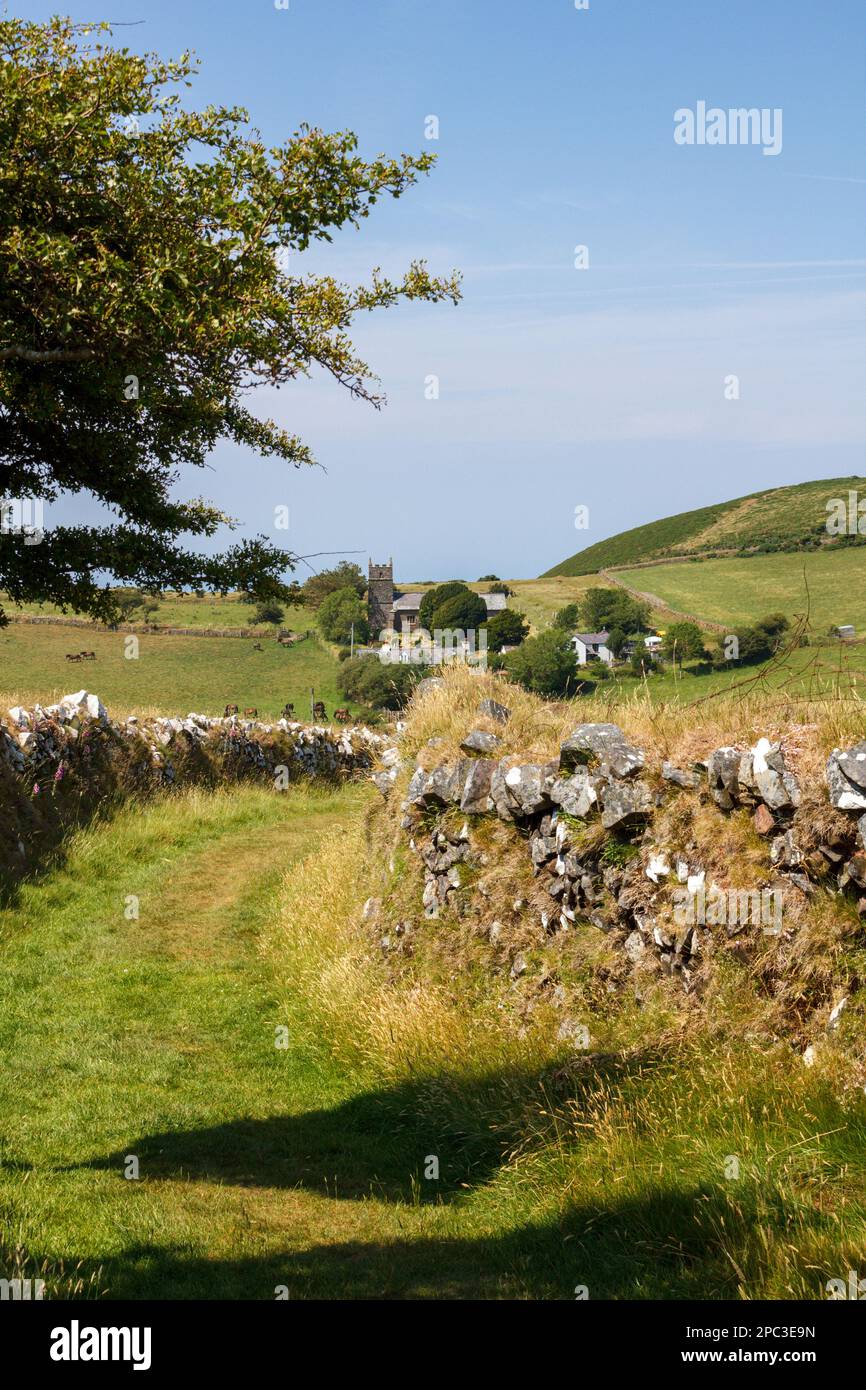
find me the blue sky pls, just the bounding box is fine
[18,0,866,580]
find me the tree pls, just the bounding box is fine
[430,590,487,633]
[114,587,147,621]
[663,622,707,668]
[503,629,578,697]
[418,582,469,632]
[606,627,628,658]
[580,588,650,635]
[249,602,285,626]
[552,602,580,630]
[302,562,365,610]
[0,18,460,627]
[717,613,790,667]
[488,581,513,597]
[485,608,529,652]
[317,586,369,645]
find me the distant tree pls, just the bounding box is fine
[580,588,650,634]
[477,574,500,582]
[418,582,470,631]
[114,588,146,621]
[317,587,369,645]
[250,602,285,627]
[488,581,513,597]
[485,608,529,652]
[504,629,579,697]
[606,626,628,658]
[663,621,707,668]
[302,563,365,610]
[719,612,790,666]
[552,602,580,630]
[431,590,488,633]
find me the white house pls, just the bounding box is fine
[572,631,613,666]
[644,635,663,652]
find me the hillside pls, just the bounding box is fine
[610,547,866,635]
[543,476,866,577]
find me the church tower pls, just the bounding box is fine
[368,558,394,634]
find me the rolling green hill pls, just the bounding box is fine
[609,547,866,635]
[543,476,866,577]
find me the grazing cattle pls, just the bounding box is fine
[243,706,258,718]
[80,651,96,661]
[252,642,263,652]
[312,701,326,721]
[334,708,350,724]
[281,703,295,719]
[277,635,294,647]
[224,704,239,717]
[65,653,82,662]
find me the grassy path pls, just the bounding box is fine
[3,782,862,1301]
[0,783,530,1299]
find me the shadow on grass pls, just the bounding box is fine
[38,1177,832,1301]
[80,1054,660,1203]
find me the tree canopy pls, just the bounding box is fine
[0,18,460,626]
[580,588,650,635]
[317,586,369,645]
[301,562,365,610]
[485,607,529,652]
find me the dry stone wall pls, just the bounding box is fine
[374,700,866,1015]
[0,690,392,887]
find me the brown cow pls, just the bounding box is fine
[312,701,326,721]
[224,704,239,717]
[243,707,258,718]
[281,703,295,719]
[65,653,82,662]
[334,708,350,724]
[80,651,96,660]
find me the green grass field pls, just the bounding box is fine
[0,620,350,720]
[3,590,309,632]
[610,547,866,634]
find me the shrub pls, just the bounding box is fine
[338,654,428,711]
[503,629,579,697]
[249,602,285,626]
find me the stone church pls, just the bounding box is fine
[367,560,506,636]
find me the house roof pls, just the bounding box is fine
[573,631,610,645]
